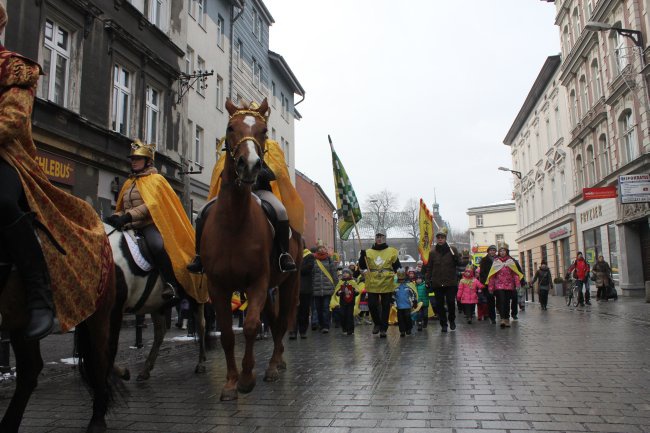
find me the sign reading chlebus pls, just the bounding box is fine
[619,174,650,204]
[35,150,76,186]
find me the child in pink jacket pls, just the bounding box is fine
[457,265,483,324]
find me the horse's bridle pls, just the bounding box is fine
[225,110,267,186]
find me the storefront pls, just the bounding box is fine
[547,222,575,279]
[616,201,650,296]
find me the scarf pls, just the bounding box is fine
[486,256,523,283]
[314,251,329,261]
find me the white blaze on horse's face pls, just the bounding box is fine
[242,115,260,172]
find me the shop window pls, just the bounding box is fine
[583,227,602,265]
[607,224,619,285]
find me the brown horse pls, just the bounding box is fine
[202,98,302,401]
[0,248,124,433]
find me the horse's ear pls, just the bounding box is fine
[258,98,269,117]
[225,98,238,115]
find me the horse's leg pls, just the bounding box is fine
[136,312,166,381]
[213,288,238,401]
[240,284,266,390]
[194,302,207,374]
[111,266,129,381]
[0,334,41,433]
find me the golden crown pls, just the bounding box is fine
[129,139,156,161]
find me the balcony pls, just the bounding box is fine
[517,202,575,241]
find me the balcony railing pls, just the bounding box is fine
[517,202,574,239]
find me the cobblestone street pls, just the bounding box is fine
[2,296,650,433]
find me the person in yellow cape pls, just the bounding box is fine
[0,5,112,340]
[187,102,304,274]
[106,140,205,304]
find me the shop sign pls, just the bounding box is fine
[579,204,602,224]
[35,151,75,186]
[619,174,650,204]
[548,223,571,240]
[583,187,617,200]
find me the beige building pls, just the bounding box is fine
[503,55,577,282]
[467,201,519,261]
[547,0,650,295]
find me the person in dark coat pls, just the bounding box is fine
[311,245,338,333]
[290,244,315,339]
[424,229,460,332]
[531,260,552,310]
[478,245,497,324]
[593,255,612,302]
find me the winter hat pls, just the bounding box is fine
[488,245,497,252]
[341,268,353,278]
[396,269,407,281]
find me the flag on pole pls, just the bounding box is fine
[329,135,362,240]
[418,198,434,264]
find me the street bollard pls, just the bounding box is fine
[0,330,11,374]
[134,314,145,349]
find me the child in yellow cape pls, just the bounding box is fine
[106,140,207,305]
[187,102,304,274]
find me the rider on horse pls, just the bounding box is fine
[187,101,303,274]
[0,4,111,339]
[106,140,196,304]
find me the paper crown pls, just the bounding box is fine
[129,139,156,160]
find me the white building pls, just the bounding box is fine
[467,200,519,260]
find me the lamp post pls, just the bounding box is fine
[498,166,522,180]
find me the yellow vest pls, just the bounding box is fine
[364,247,399,293]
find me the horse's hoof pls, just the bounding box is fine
[237,378,256,394]
[278,360,287,371]
[263,368,280,382]
[85,419,107,433]
[220,388,238,401]
[136,371,150,382]
[195,364,207,374]
[121,368,131,381]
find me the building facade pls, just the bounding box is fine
[547,0,650,295]
[503,55,576,283]
[295,170,335,253]
[467,201,519,263]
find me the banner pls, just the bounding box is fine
[418,198,433,264]
[329,136,362,240]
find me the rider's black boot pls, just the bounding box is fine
[1,213,55,340]
[187,201,210,274]
[186,255,203,274]
[276,220,296,272]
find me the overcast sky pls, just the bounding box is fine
[263,1,560,231]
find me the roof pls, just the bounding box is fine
[252,0,274,25]
[503,55,561,145]
[467,200,516,215]
[269,51,305,97]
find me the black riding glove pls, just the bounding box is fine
[105,213,132,229]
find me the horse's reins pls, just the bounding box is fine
[225,109,267,187]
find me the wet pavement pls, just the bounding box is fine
[2,295,650,433]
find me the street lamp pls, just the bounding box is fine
[498,166,522,180]
[585,21,644,48]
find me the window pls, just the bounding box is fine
[148,0,163,28]
[554,106,561,141]
[194,124,204,165]
[576,154,584,191]
[612,30,628,74]
[271,127,276,140]
[608,224,619,285]
[572,8,580,42]
[560,170,567,203]
[284,96,290,118]
[620,110,637,163]
[562,26,570,57]
[495,234,504,248]
[216,14,225,49]
[215,75,223,110]
[280,92,286,117]
[252,9,262,42]
[583,227,602,265]
[476,214,484,227]
[586,0,593,18]
[569,89,578,126]
[145,85,160,145]
[579,75,588,113]
[545,118,551,146]
[41,19,71,106]
[271,81,276,106]
[598,134,609,176]
[535,130,541,159]
[252,59,261,89]
[111,64,131,135]
[591,59,602,100]
[541,244,548,265]
[197,0,206,27]
[551,176,557,208]
[234,39,242,70]
[185,46,194,75]
[196,56,205,96]
[586,145,595,185]
[188,0,194,16]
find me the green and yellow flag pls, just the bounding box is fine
[329,135,362,240]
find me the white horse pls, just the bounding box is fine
[105,223,207,381]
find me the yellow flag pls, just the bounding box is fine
[418,198,434,265]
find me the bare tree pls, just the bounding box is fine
[362,189,400,235]
[403,198,419,244]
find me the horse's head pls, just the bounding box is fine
[224,98,269,186]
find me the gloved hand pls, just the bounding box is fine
[104,213,132,229]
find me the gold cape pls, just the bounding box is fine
[116,173,208,303]
[0,50,113,332]
[208,138,304,233]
